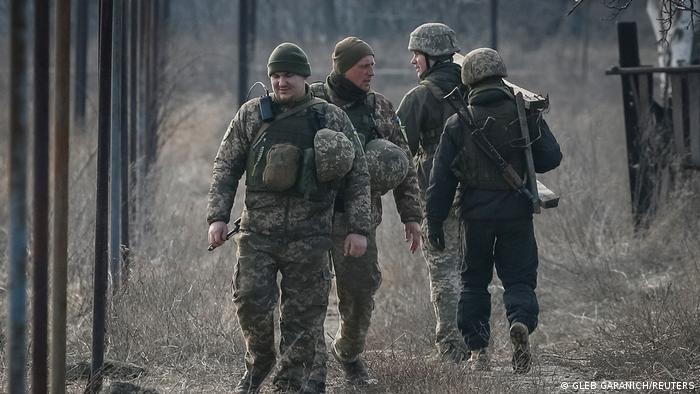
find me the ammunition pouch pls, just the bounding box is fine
[262,143,301,191]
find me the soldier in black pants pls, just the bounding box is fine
[425,48,562,373]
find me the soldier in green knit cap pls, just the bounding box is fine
[310,36,422,387]
[207,42,371,393]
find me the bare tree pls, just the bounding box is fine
[569,0,699,40]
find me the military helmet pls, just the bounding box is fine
[314,128,355,183]
[461,47,508,86]
[364,138,410,195]
[408,23,460,57]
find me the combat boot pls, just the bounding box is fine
[466,348,490,371]
[301,363,327,394]
[510,322,531,374]
[434,339,469,363]
[300,378,326,394]
[234,370,268,394]
[331,343,378,386]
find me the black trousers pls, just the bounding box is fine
[457,218,539,350]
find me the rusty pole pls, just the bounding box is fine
[145,0,157,169]
[128,0,138,253]
[137,0,148,219]
[238,0,250,107]
[490,0,498,50]
[110,0,124,294]
[142,0,152,171]
[86,0,113,392]
[73,0,88,132]
[121,0,130,285]
[51,0,72,392]
[32,0,51,391]
[8,0,30,392]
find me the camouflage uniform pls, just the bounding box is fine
[397,23,469,360]
[207,87,371,391]
[310,80,422,368]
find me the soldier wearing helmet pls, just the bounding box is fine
[309,36,422,388]
[426,48,562,373]
[207,42,371,393]
[397,22,470,363]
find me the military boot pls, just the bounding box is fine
[301,363,327,394]
[466,348,490,371]
[300,378,326,394]
[510,322,531,374]
[434,338,470,363]
[331,343,378,386]
[234,370,269,394]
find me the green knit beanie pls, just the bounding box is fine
[332,37,374,74]
[267,42,311,77]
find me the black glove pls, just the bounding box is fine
[427,220,445,251]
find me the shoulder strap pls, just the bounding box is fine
[466,105,475,125]
[251,97,325,145]
[365,92,378,136]
[366,91,376,111]
[308,101,328,131]
[310,82,331,102]
[419,79,446,101]
[319,84,330,101]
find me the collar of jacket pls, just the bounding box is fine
[467,79,514,105]
[420,61,462,95]
[326,71,367,103]
[273,83,313,112]
[420,60,459,81]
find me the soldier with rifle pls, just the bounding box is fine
[425,48,562,373]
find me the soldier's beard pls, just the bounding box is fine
[274,91,304,105]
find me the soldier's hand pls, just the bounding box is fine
[208,221,229,248]
[404,221,421,253]
[344,233,368,257]
[427,220,445,251]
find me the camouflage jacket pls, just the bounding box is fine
[397,62,463,202]
[311,81,422,227]
[207,87,372,239]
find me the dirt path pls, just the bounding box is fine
[321,282,593,393]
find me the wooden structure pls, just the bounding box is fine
[607,22,700,226]
[608,64,700,168]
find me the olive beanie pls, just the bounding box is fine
[267,42,311,77]
[332,37,374,74]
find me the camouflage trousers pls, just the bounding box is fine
[233,232,331,391]
[312,213,381,374]
[420,210,468,355]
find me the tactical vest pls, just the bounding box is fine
[245,102,334,201]
[418,79,461,155]
[313,84,378,147]
[454,101,527,191]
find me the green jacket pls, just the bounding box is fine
[397,62,463,200]
[207,86,372,239]
[311,80,422,226]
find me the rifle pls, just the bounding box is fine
[207,217,242,252]
[443,87,539,207]
[515,92,541,214]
